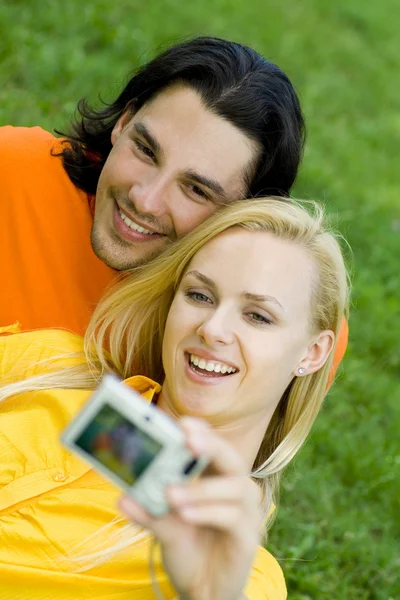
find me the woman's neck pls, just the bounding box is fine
[157,392,274,473]
[205,415,273,472]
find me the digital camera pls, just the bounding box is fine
[61,374,208,517]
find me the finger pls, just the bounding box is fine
[167,475,259,508]
[180,417,248,476]
[118,495,154,527]
[118,495,191,545]
[177,501,261,536]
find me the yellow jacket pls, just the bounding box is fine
[0,329,287,599]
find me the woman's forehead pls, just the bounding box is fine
[184,229,314,312]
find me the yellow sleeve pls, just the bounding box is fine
[0,329,85,381]
[244,546,287,600]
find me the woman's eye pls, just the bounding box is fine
[134,140,155,160]
[247,312,272,325]
[185,291,212,304]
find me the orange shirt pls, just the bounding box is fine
[0,126,348,376]
[0,126,116,335]
[329,317,348,387]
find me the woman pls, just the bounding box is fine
[0,198,349,600]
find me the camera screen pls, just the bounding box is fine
[75,402,162,485]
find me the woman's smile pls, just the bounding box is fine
[184,351,238,382]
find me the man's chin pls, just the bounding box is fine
[91,226,167,271]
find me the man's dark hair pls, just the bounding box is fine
[57,36,305,197]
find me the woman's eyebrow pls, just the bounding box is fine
[242,291,283,310]
[184,271,283,310]
[184,270,217,290]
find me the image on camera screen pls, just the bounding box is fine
[75,402,162,485]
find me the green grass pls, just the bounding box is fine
[1,0,399,597]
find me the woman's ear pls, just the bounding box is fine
[295,330,335,376]
[111,105,136,145]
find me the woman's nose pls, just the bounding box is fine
[196,311,235,346]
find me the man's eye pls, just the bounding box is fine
[185,291,212,304]
[134,140,155,160]
[187,183,209,200]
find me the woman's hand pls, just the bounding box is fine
[119,417,262,600]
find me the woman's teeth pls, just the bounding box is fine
[119,210,155,235]
[189,354,237,374]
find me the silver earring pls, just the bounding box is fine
[298,367,306,375]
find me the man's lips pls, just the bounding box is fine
[117,205,161,235]
[113,204,165,243]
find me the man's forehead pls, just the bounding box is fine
[133,85,254,153]
[132,84,204,124]
[139,83,204,111]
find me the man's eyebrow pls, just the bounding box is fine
[133,122,162,157]
[184,170,228,200]
[132,124,230,201]
[184,270,217,289]
[242,292,284,310]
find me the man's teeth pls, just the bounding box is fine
[119,210,155,235]
[189,354,237,374]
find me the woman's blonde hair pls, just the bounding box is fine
[85,197,349,521]
[0,197,349,556]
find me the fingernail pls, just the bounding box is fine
[118,496,134,513]
[180,507,197,520]
[189,432,207,454]
[168,487,187,503]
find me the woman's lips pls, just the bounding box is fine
[184,352,237,382]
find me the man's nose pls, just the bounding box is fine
[128,172,170,218]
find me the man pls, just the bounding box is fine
[1,36,346,370]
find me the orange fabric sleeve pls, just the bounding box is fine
[328,317,349,388]
[0,126,116,335]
